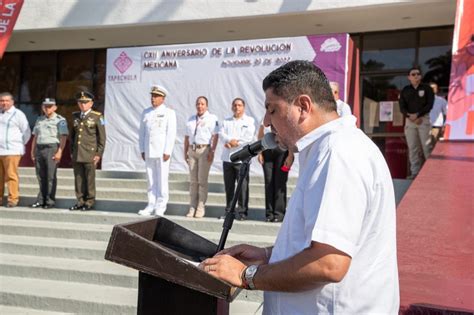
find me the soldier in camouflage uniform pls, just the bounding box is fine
[30,98,68,209]
[69,92,106,211]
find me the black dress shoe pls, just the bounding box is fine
[31,202,44,208]
[265,217,273,223]
[272,217,284,223]
[43,204,55,209]
[238,214,247,221]
[69,204,84,211]
[81,205,94,211]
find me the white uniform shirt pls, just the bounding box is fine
[0,106,31,155]
[185,111,219,145]
[429,95,448,127]
[336,99,352,117]
[219,114,255,162]
[139,104,177,159]
[264,115,399,314]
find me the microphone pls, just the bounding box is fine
[230,132,278,162]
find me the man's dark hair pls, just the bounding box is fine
[262,60,336,112]
[232,97,246,106]
[0,92,14,100]
[408,67,421,75]
[196,96,208,105]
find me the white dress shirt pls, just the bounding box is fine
[336,99,352,117]
[264,115,399,314]
[185,111,219,145]
[429,95,448,127]
[139,104,177,159]
[219,114,255,163]
[0,106,31,155]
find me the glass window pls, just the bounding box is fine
[57,50,94,103]
[93,49,106,113]
[362,31,416,71]
[361,74,407,134]
[20,52,56,103]
[0,53,21,97]
[419,28,453,90]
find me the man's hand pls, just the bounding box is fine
[52,151,62,164]
[207,150,215,162]
[93,155,101,165]
[31,152,35,161]
[217,244,269,265]
[257,153,264,165]
[199,254,247,288]
[283,153,294,168]
[415,118,423,125]
[229,139,239,147]
[408,113,418,122]
[163,154,170,162]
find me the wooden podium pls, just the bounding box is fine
[105,217,240,315]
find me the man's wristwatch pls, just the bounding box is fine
[242,265,259,290]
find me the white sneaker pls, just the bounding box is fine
[138,209,153,216]
[154,208,166,216]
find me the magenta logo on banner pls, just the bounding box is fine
[114,52,133,74]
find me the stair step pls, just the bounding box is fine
[0,253,263,303]
[19,184,269,205]
[0,208,282,236]
[0,253,137,288]
[18,167,298,185]
[19,175,295,195]
[0,275,137,314]
[0,227,275,257]
[0,305,72,314]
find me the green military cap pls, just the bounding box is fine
[42,98,56,106]
[76,91,94,102]
[150,85,168,97]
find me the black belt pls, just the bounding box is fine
[37,143,58,148]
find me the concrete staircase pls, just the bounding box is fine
[15,167,298,220]
[0,207,280,314]
[0,168,411,314]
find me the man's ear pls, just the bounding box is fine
[297,95,312,120]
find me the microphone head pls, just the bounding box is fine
[261,132,278,150]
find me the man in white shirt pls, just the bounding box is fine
[330,81,352,117]
[184,96,219,218]
[0,92,31,207]
[219,98,255,220]
[428,82,448,151]
[138,85,177,216]
[201,61,399,314]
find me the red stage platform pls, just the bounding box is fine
[397,142,474,314]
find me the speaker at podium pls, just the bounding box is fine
[105,216,241,315]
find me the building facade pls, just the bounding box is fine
[0,0,456,177]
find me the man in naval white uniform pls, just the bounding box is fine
[330,81,352,117]
[138,85,177,216]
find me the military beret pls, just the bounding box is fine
[76,91,94,102]
[42,98,56,106]
[150,85,168,97]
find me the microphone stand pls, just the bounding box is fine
[216,156,252,253]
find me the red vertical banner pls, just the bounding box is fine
[0,0,24,59]
[445,0,474,140]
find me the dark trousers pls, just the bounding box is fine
[262,149,289,220]
[223,161,249,215]
[35,144,58,206]
[73,161,96,207]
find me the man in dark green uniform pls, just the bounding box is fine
[69,91,106,211]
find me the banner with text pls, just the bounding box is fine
[0,0,24,59]
[104,34,349,174]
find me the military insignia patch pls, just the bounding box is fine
[100,117,106,125]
